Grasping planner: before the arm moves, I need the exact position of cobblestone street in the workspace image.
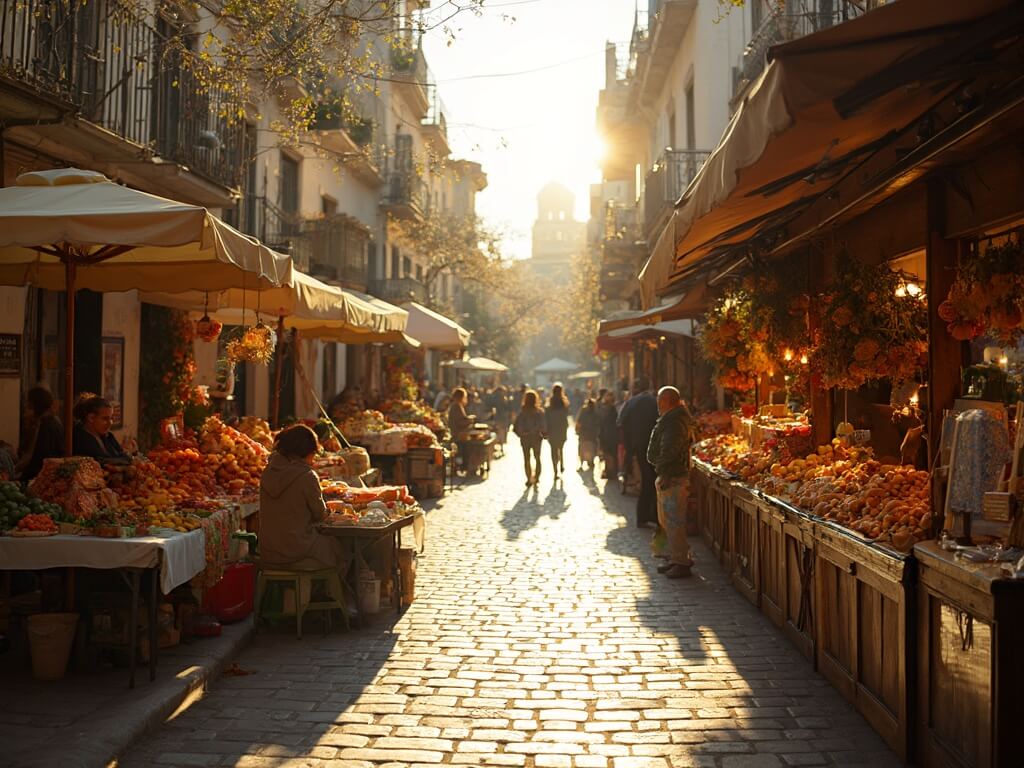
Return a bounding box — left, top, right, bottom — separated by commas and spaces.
122, 438, 899, 768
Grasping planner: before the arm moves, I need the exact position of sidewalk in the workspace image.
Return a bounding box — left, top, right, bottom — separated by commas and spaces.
2, 617, 254, 768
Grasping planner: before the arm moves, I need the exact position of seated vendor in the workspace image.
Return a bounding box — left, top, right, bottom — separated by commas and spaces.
447, 387, 474, 441
259, 425, 350, 574
17, 386, 64, 480
72, 396, 128, 461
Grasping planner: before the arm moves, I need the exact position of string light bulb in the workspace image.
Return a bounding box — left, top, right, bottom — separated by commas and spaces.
783, 349, 793, 362
799, 353, 809, 365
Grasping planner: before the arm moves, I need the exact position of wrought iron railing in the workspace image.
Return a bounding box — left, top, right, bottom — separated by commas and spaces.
736, 2, 875, 96
382, 168, 426, 215
643, 149, 710, 235
369, 277, 428, 304
0, 0, 244, 190
297, 216, 370, 289
422, 85, 447, 136
604, 202, 641, 242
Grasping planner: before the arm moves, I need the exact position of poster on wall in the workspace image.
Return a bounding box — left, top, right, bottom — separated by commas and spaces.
101, 336, 125, 429
0, 333, 20, 377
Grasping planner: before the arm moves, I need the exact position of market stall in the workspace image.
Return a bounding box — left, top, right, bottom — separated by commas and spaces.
0, 168, 292, 450
633, 5, 1024, 763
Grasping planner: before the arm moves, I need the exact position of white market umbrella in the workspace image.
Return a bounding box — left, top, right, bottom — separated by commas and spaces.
403, 301, 471, 351
441, 356, 509, 373
0, 168, 293, 449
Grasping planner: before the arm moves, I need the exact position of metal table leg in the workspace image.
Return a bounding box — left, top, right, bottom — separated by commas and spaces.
128, 569, 139, 689
392, 529, 402, 614
149, 563, 159, 681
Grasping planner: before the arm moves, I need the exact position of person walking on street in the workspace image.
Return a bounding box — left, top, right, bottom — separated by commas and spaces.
575, 397, 600, 471
597, 390, 619, 479
647, 386, 695, 579
544, 383, 570, 478
513, 389, 545, 486
618, 378, 659, 528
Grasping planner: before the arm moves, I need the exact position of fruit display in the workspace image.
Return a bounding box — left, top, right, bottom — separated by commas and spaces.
394, 422, 439, 449
320, 480, 420, 523
15, 513, 58, 534
145, 446, 220, 498
693, 431, 933, 551
28, 457, 119, 522
199, 415, 269, 494
238, 416, 274, 449
147, 510, 202, 534
338, 410, 390, 440
380, 399, 446, 434
0, 481, 62, 530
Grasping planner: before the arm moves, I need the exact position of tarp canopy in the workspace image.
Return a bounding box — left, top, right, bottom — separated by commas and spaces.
0, 168, 292, 291
533, 358, 579, 374
403, 302, 471, 351
441, 356, 509, 373
568, 371, 602, 380
144, 277, 417, 345
639, 0, 1018, 306
597, 284, 709, 336
608, 319, 694, 340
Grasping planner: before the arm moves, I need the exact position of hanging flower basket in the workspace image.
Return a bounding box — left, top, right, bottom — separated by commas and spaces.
225, 323, 276, 365
939, 235, 1024, 344
195, 314, 223, 343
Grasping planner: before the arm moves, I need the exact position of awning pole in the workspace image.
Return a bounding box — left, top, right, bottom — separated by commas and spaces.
271, 315, 286, 429
63, 256, 76, 455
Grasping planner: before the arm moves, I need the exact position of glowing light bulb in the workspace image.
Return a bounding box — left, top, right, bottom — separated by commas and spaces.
999, 355, 1009, 369
800, 354, 809, 365
784, 349, 793, 362
906, 282, 922, 297
910, 391, 919, 406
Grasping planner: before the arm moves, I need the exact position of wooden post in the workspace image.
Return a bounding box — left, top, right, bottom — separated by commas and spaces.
271, 315, 286, 428
925, 179, 962, 466
808, 248, 833, 447
63, 257, 76, 455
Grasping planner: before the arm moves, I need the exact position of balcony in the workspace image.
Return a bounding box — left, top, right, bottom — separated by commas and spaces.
369, 277, 428, 305
733, 1, 876, 104
604, 202, 641, 243
601, 203, 645, 305
390, 43, 430, 118
421, 86, 450, 156
643, 149, 710, 238
0, 0, 245, 205
381, 168, 426, 220
633, 0, 698, 108
312, 106, 384, 186
293, 215, 371, 291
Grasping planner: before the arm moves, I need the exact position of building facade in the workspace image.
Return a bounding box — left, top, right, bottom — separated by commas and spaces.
529, 182, 586, 288
0, 0, 486, 444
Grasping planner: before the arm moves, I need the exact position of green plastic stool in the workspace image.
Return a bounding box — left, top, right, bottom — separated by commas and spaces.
255, 567, 348, 638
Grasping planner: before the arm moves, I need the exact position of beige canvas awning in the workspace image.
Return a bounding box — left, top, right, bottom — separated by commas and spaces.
638, 0, 1016, 305
0, 168, 292, 291
403, 302, 471, 351
0, 167, 295, 451
441, 356, 509, 373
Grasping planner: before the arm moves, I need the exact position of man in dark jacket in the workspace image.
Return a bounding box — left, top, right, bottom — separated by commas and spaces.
647, 386, 694, 578
618, 378, 659, 527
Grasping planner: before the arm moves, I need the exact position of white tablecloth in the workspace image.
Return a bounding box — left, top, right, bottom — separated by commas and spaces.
0, 531, 206, 593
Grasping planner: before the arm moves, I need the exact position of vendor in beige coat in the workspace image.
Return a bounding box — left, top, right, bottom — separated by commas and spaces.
259, 425, 348, 572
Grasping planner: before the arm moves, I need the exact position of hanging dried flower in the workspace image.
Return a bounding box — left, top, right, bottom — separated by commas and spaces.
225, 323, 276, 365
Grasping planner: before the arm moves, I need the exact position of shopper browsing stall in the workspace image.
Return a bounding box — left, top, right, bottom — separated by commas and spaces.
17, 386, 64, 480
647, 386, 695, 579
259, 425, 349, 573
447, 388, 474, 440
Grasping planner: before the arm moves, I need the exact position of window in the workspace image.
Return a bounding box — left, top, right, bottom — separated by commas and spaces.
403, 256, 412, 277
416, 265, 423, 282
321, 195, 337, 215
391, 245, 400, 279
280, 153, 299, 214
668, 101, 677, 149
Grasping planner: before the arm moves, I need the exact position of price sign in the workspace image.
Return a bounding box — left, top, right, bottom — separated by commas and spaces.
0, 333, 20, 377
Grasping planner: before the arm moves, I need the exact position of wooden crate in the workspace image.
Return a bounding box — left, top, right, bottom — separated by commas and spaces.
781, 508, 816, 661
730, 487, 760, 607
814, 523, 912, 760
757, 500, 786, 628
914, 542, 1024, 768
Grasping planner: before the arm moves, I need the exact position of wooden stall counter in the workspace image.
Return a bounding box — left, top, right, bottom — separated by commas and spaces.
914, 541, 1024, 768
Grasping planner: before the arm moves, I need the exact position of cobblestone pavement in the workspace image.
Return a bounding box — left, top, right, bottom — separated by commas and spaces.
121, 436, 900, 768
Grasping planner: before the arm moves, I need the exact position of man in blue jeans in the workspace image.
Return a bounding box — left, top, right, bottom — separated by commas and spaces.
646, 386, 694, 579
